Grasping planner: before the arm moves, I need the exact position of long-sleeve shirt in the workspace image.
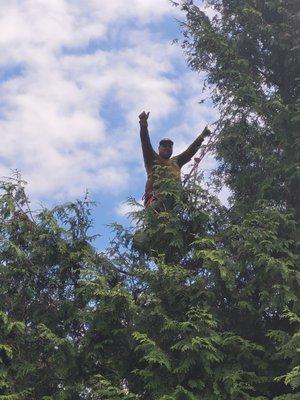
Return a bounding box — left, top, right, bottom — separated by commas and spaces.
140, 123, 204, 205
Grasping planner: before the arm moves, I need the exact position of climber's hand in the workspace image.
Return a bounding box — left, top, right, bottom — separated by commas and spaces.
139, 111, 150, 126
201, 126, 212, 138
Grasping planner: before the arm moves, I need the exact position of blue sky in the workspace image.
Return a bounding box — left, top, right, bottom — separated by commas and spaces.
0, 0, 228, 249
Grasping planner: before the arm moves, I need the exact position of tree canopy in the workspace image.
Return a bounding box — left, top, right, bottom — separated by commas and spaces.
0, 0, 299, 399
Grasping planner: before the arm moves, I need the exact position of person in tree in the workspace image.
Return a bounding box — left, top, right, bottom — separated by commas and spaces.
139, 110, 211, 207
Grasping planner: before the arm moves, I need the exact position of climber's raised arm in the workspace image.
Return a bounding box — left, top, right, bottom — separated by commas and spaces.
177, 126, 211, 168
139, 111, 157, 170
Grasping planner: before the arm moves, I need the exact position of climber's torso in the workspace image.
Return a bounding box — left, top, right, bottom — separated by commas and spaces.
144, 156, 181, 204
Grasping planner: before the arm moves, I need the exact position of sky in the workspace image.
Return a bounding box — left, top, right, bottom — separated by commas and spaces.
0, 0, 228, 249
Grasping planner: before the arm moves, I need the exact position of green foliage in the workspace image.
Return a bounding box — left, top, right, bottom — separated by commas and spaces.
2, 169, 295, 399
173, 1, 299, 398
0, 176, 135, 399
177, 0, 299, 218
0, 170, 298, 399
82, 375, 137, 399
271, 309, 300, 400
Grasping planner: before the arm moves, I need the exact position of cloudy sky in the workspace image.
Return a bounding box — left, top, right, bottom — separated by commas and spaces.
0, 0, 226, 248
